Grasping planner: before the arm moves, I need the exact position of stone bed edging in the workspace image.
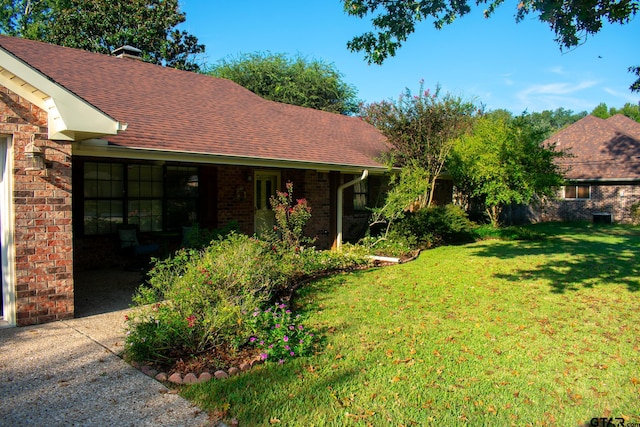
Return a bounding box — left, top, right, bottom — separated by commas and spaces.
131, 355, 265, 385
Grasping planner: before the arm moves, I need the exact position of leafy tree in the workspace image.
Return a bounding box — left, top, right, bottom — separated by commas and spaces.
591, 102, 640, 122
207, 52, 360, 115
0, 0, 204, 71
0, 0, 52, 39
368, 162, 430, 239
528, 108, 587, 130
360, 82, 476, 207
343, 0, 638, 64
342, 0, 638, 89
449, 111, 565, 226
630, 66, 640, 92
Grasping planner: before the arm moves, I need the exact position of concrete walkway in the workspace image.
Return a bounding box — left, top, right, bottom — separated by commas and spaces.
0, 307, 213, 427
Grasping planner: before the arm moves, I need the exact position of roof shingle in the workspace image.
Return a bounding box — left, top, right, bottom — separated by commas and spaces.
0, 36, 389, 170
548, 114, 640, 181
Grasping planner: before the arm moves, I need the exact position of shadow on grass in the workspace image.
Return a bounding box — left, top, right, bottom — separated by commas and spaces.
471, 222, 640, 293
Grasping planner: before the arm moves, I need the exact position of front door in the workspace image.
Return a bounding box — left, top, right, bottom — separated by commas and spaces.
254, 172, 279, 237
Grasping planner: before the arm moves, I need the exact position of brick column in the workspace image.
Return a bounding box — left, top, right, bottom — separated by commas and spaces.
1, 87, 74, 325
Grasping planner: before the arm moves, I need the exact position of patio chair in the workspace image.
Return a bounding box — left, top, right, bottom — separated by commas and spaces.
117, 225, 160, 256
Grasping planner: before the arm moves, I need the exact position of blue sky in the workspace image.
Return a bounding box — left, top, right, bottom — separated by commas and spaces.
179, 1, 639, 114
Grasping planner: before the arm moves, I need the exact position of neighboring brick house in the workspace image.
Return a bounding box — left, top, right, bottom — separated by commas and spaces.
537, 114, 640, 223
0, 36, 391, 326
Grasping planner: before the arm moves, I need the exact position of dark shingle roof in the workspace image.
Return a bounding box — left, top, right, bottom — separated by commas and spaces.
548, 114, 640, 181
0, 36, 389, 170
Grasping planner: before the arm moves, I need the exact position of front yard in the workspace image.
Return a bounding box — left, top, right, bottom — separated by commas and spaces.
181, 223, 640, 425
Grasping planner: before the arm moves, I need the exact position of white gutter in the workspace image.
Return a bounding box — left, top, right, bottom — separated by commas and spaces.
336, 169, 368, 250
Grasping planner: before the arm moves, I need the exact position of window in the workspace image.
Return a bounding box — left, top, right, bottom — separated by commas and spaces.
81, 161, 200, 235
83, 162, 124, 234
564, 185, 590, 200
165, 166, 199, 230
353, 179, 368, 211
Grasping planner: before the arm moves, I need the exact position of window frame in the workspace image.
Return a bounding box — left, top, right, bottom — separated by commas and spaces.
563, 184, 591, 200
79, 160, 200, 236
352, 179, 369, 212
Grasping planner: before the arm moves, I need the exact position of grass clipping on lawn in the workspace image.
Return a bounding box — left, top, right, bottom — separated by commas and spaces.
182, 223, 640, 426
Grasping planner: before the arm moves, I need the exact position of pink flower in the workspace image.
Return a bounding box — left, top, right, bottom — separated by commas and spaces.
283, 336, 289, 342
186, 315, 196, 328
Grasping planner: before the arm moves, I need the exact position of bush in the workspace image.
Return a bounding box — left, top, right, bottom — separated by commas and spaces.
394, 204, 475, 248
246, 302, 316, 363
358, 234, 416, 258
125, 234, 279, 365
631, 202, 640, 226
182, 221, 239, 250
473, 224, 545, 241
125, 233, 371, 366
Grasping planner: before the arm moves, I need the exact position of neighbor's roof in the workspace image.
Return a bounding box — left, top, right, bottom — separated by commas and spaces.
0, 36, 389, 172
548, 114, 640, 181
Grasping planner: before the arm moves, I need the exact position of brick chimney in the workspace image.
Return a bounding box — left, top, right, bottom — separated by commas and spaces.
111, 45, 143, 60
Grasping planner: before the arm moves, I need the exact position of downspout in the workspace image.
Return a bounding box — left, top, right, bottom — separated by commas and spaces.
336, 169, 368, 250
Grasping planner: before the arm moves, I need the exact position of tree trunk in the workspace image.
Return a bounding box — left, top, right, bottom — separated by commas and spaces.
487, 205, 502, 227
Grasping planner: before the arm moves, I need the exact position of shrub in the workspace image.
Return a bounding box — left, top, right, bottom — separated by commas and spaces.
358, 234, 416, 258
125, 234, 278, 365
395, 204, 475, 248
473, 224, 545, 241
268, 181, 313, 251
631, 202, 640, 226
182, 221, 239, 249
246, 302, 316, 363
125, 233, 371, 366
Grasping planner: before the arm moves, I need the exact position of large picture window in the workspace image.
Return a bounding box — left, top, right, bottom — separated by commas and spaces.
81, 161, 199, 235
564, 185, 590, 200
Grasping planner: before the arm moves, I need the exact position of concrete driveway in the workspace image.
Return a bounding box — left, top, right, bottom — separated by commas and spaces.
0, 272, 213, 427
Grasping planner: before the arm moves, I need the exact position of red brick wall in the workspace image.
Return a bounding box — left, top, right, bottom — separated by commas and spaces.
216, 165, 255, 235
214, 167, 336, 249
539, 184, 640, 224
298, 170, 332, 249
1, 87, 74, 325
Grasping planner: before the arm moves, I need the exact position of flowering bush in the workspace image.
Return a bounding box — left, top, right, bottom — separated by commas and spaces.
124, 233, 276, 365
269, 181, 313, 251
123, 190, 371, 369
246, 302, 315, 363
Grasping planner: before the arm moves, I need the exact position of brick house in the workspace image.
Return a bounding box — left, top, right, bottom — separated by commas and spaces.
0, 36, 391, 327
537, 114, 640, 223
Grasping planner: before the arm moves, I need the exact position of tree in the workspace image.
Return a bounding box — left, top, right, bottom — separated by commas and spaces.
448, 111, 566, 226
0, 0, 204, 71
360, 82, 476, 207
343, 0, 638, 64
528, 108, 587, 130
207, 52, 360, 115
591, 102, 640, 122
342, 0, 638, 89
630, 66, 640, 92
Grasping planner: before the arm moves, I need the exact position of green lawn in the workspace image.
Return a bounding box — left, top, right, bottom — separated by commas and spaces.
182, 223, 640, 426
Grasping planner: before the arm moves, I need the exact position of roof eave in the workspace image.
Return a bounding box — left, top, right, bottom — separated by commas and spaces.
73, 140, 393, 174
566, 178, 640, 183
0, 47, 126, 141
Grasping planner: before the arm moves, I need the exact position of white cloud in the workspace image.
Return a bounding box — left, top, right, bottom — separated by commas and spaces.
518, 81, 597, 98
513, 80, 599, 111
602, 87, 640, 104
548, 66, 566, 75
